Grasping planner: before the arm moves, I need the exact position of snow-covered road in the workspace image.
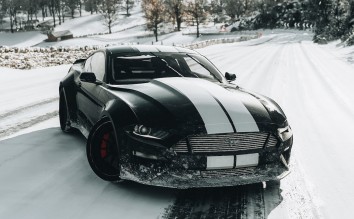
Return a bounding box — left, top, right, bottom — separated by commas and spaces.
200, 33, 354, 218
1, 32, 354, 218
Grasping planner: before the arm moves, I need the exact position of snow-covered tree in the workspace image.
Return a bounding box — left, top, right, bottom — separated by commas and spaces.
224, 0, 245, 21
84, 0, 99, 14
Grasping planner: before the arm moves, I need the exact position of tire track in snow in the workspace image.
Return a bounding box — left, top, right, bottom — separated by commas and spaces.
0, 97, 58, 120
161, 181, 289, 219
0, 98, 59, 139
0, 111, 58, 139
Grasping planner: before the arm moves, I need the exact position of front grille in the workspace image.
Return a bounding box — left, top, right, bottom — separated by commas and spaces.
173, 132, 278, 153
201, 167, 256, 178
190, 132, 268, 153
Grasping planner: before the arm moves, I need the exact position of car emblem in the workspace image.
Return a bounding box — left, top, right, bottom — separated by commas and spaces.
224, 138, 241, 148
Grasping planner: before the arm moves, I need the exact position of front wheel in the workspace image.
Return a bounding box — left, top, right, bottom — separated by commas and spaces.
86, 119, 121, 181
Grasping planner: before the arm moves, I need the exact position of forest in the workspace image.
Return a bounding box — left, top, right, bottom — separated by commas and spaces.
0, 0, 353, 45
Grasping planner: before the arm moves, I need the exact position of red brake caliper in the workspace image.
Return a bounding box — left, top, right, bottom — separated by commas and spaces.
100, 133, 110, 158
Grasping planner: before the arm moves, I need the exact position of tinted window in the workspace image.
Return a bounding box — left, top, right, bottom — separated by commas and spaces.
111, 53, 224, 83
91, 52, 106, 81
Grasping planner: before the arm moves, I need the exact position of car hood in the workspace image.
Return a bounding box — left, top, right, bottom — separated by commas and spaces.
107, 77, 287, 134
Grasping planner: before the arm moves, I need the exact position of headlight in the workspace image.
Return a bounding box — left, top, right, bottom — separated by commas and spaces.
277, 125, 293, 142
132, 125, 170, 140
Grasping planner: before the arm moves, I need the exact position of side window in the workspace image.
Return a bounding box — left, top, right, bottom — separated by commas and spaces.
84, 56, 92, 72
91, 52, 106, 81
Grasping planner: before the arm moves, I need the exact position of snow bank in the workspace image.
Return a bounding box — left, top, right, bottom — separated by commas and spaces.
0, 35, 259, 69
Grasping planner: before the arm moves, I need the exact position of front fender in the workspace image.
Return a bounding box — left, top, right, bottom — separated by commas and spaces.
100, 99, 139, 133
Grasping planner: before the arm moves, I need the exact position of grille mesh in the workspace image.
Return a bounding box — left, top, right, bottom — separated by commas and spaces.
174, 140, 188, 153
266, 134, 278, 148
201, 167, 256, 178
173, 133, 278, 153
190, 133, 268, 153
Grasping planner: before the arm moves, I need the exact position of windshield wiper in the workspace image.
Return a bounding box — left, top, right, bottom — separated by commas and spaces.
150, 52, 184, 77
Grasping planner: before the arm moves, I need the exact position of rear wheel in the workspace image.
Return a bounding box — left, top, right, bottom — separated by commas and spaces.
87, 119, 121, 181
59, 90, 74, 132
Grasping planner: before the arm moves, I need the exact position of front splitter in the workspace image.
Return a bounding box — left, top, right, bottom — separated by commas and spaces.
119, 163, 290, 189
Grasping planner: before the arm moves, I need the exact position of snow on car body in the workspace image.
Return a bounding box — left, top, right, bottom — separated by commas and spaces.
59, 45, 293, 188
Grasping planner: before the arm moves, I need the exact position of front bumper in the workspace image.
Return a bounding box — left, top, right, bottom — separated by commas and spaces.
119, 162, 289, 189
120, 131, 293, 188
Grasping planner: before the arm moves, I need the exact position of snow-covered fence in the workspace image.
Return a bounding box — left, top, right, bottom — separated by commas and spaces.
0, 34, 260, 69
178, 34, 259, 50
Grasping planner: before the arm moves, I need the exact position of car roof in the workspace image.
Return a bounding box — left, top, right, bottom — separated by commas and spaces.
104, 45, 198, 55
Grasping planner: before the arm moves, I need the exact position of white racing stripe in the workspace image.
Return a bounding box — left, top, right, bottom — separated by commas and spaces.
156, 78, 234, 134
184, 78, 259, 132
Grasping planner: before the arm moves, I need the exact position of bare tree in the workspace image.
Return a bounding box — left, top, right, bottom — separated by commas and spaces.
56, 0, 63, 25
78, 0, 82, 16
23, 0, 39, 24
38, 0, 48, 21
164, 0, 184, 31
185, 0, 208, 37
0, 3, 5, 28
2, 0, 21, 32
66, 0, 77, 18
48, 0, 57, 27
99, 0, 120, 34
121, 0, 134, 16
142, 0, 165, 42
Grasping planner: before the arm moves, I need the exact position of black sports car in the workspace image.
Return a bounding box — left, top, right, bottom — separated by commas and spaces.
59, 45, 293, 188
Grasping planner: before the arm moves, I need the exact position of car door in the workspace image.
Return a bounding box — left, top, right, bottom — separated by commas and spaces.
76, 52, 106, 128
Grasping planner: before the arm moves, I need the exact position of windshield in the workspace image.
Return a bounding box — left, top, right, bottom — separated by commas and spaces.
110, 52, 225, 84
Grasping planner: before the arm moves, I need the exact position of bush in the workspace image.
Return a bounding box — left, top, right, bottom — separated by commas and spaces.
313, 34, 328, 44
230, 27, 237, 32
345, 33, 354, 46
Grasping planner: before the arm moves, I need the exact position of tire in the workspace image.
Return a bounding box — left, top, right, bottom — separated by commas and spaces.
86, 119, 121, 181
59, 89, 74, 133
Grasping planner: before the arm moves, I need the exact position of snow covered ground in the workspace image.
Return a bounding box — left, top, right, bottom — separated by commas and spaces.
1, 31, 354, 218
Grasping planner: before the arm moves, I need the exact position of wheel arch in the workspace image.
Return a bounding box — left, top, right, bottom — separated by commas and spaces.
99, 99, 139, 134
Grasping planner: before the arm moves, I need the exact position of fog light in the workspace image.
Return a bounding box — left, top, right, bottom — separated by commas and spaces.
139, 125, 151, 135
278, 126, 293, 142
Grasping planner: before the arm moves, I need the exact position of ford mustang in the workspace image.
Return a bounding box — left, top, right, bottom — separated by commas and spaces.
59, 45, 293, 188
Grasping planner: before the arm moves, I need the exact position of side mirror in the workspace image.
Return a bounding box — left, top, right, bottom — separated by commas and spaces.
80, 72, 97, 83
225, 72, 236, 81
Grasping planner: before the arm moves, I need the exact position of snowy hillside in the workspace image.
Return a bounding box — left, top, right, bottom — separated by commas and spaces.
0, 2, 258, 48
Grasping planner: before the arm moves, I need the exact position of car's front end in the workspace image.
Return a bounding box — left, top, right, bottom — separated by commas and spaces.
119, 123, 293, 189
